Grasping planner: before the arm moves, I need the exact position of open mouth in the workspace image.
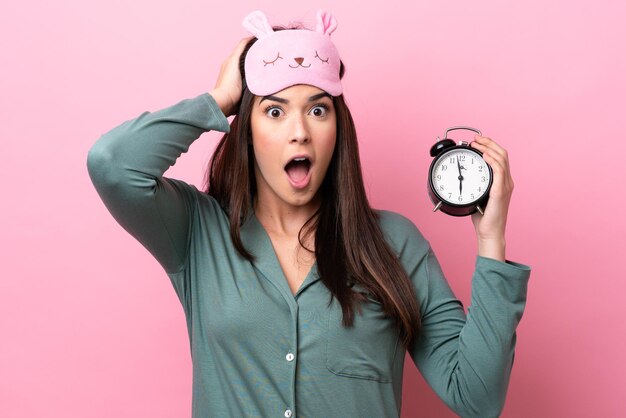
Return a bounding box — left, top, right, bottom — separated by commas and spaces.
284, 157, 312, 183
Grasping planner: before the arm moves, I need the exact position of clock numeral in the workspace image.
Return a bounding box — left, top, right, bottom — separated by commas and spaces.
442, 165, 447, 171
449, 157, 455, 163
436, 175, 441, 180
439, 185, 444, 191
478, 187, 482, 192
459, 155, 466, 161
448, 193, 452, 199
481, 176, 486, 182
478, 165, 483, 172
458, 195, 463, 202
471, 158, 474, 164
471, 193, 475, 199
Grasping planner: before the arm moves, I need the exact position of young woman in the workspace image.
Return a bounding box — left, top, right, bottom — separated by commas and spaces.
87, 10, 531, 418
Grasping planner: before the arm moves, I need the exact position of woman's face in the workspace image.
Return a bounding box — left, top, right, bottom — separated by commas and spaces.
250, 84, 337, 211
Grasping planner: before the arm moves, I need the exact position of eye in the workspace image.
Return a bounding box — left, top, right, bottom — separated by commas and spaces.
315, 51, 329, 64
309, 104, 329, 117
263, 53, 283, 66
264, 105, 284, 118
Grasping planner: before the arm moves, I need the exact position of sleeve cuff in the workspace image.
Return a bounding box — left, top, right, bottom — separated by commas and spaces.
472, 255, 530, 306
476, 255, 532, 277
199, 93, 231, 133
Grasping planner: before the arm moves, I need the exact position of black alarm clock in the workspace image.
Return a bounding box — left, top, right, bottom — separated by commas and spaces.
427, 126, 493, 217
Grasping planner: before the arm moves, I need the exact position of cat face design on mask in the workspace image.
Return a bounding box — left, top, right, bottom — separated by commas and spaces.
262, 45, 330, 69
243, 10, 343, 96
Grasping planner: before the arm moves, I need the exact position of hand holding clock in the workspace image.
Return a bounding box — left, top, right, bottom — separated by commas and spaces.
469, 135, 514, 262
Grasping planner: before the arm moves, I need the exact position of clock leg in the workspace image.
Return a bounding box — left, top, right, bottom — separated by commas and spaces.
433, 201, 442, 212
476, 205, 484, 215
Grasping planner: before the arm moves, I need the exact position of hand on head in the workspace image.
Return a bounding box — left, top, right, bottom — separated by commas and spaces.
210, 38, 251, 116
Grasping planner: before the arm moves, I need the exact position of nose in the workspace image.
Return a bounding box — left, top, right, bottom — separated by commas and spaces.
289, 114, 310, 144
294, 57, 304, 65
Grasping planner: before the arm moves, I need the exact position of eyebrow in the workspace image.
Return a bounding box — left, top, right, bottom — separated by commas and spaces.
308, 92, 332, 102
259, 92, 332, 105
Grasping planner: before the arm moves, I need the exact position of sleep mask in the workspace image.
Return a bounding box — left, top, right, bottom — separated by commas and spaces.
242, 10, 343, 96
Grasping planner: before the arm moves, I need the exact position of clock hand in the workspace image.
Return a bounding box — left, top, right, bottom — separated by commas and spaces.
457, 156, 463, 197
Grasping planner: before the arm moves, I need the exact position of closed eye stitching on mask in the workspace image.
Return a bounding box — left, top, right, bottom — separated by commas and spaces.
315, 51, 329, 63
263, 53, 283, 66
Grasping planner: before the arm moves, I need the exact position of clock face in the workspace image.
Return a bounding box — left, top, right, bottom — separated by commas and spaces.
430, 148, 491, 205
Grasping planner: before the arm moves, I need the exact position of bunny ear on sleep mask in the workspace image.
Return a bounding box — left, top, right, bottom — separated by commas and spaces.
242, 10, 343, 97
315, 10, 337, 36
242, 10, 275, 39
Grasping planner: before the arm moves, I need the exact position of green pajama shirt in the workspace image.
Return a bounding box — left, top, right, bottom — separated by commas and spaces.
87, 93, 531, 418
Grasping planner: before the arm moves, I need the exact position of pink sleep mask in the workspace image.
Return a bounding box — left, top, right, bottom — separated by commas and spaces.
242, 10, 343, 97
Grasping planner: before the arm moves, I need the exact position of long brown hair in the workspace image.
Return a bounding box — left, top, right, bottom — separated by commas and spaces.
204, 33, 422, 348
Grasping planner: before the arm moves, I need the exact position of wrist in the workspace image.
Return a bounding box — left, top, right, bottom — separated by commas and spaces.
209, 89, 233, 116
477, 237, 506, 262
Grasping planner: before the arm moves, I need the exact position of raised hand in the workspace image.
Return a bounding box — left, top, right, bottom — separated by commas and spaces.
469, 135, 515, 261
209, 38, 251, 116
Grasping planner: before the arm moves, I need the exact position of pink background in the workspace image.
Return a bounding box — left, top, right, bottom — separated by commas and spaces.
2, 1, 624, 417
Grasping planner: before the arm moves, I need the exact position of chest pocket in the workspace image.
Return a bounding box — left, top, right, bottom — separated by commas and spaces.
325, 285, 401, 383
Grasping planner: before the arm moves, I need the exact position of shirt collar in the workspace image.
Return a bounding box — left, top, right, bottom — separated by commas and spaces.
240, 211, 320, 300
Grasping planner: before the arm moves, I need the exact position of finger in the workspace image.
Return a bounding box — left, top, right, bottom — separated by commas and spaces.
481, 140, 514, 185
472, 142, 509, 167
482, 149, 509, 184
471, 141, 511, 175
234, 36, 254, 56
470, 137, 515, 192
234, 37, 251, 50
482, 149, 514, 194
472, 135, 508, 160
482, 150, 504, 175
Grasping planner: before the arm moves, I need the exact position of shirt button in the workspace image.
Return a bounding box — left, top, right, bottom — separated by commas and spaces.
285, 352, 295, 362
284, 409, 292, 417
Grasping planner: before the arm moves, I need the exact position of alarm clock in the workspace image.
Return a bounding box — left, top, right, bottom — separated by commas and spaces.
427, 126, 493, 217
